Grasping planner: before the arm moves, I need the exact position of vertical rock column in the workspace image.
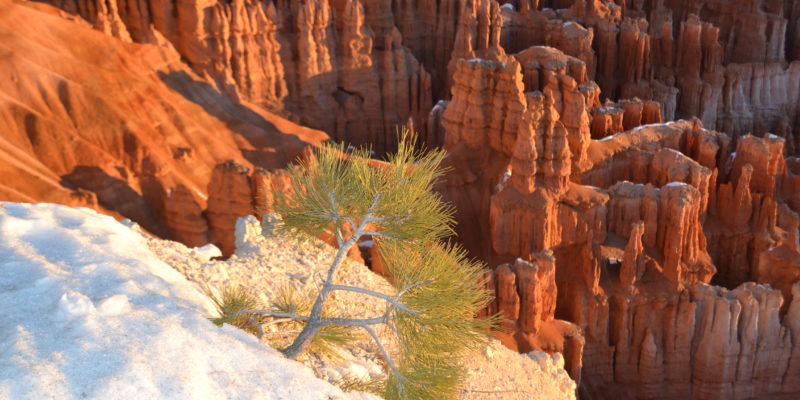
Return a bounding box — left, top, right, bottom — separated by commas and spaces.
206, 161, 254, 257
162, 184, 209, 248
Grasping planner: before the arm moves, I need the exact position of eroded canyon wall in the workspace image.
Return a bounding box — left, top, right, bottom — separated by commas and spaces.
0, 0, 325, 241
41, 0, 434, 154
439, 38, 800, 398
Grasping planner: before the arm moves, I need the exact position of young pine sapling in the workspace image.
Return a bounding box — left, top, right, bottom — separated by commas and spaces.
225, 136, 498, 399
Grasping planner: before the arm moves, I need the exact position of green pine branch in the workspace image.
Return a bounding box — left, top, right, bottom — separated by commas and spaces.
217, 131, 498, 399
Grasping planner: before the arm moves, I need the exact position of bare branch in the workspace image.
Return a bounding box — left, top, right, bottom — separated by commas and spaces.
262, 330, 303, 337
248, 315, 265, 339
232, 309, 310, 322
328, 284, 419, 315
386, 319, 401, 338
363, 325, 399, 375
328, 192, 338, 216
319, 315, 393, 327
283, 192, 382, 358
260, 317, 295, 327
327, 193, 345, 248
363, 325, 405, 394
396, 280, 433, 298
367, 193, 382, 215
344, 215, 358, 232
334, 230, 344, 248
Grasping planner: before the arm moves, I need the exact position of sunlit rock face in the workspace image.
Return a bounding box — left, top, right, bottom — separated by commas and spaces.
441, 42, 800, 398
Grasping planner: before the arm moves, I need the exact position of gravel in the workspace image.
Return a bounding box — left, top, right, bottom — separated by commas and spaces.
142, 216, 577, 399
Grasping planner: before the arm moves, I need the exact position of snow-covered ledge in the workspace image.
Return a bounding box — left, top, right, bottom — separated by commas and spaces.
0, 202, 577, 399
0, 202, 375, 400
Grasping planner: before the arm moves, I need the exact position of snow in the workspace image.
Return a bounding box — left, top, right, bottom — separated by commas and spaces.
0, 202, 374, 400
192, 243, 223, 260
598, 130, 624, 142
665, 181, 688, 188
495, 169, 513, 192
632, 122, 672, 132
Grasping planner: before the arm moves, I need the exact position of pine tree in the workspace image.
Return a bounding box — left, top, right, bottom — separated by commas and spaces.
225, 134, 498, 399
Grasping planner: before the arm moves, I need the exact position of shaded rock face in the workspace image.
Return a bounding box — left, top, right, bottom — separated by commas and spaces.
41, 0, 433, 155
482, 254, 586, 382
207, 161, 255, 257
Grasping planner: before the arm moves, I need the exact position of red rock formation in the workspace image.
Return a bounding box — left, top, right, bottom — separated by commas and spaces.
619, 221, 645, 290
0, 0, 324, 241
590, 104, 625, 139
503, 8, 597, 78
606, 181, 715, 288
162, 184, 209, 249
514, 46, 594, 168
590, 98, 663, 139
437, 57, 526, 260
439, 32, 800, 395
251, 167, 292, 220
447, 0, 507, 89
492, 1, 800, 154
390, 0, 480, 98
40, 0, 432, 155
486, 255, 585, 382
206, 161, 255, 257
489, 91, 571, 258
7, 0, 800, 398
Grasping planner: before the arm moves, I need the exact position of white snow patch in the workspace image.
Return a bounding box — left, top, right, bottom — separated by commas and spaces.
496, 169, 513, 192
632, 122, 671, 132
234, 215, 263, 256
0, 202, 375, 400
598, 130, 624, 142
192, 243, 223, 260
55, 290, 96, 321
665, 181, 688, 188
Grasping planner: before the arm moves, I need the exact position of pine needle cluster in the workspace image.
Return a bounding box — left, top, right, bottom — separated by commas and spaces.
207, 284, 355, 359
221, 132, 498, 399
206, 284, 265, 336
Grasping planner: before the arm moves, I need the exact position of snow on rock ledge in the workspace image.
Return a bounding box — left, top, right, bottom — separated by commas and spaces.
0, 202, 375, 400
